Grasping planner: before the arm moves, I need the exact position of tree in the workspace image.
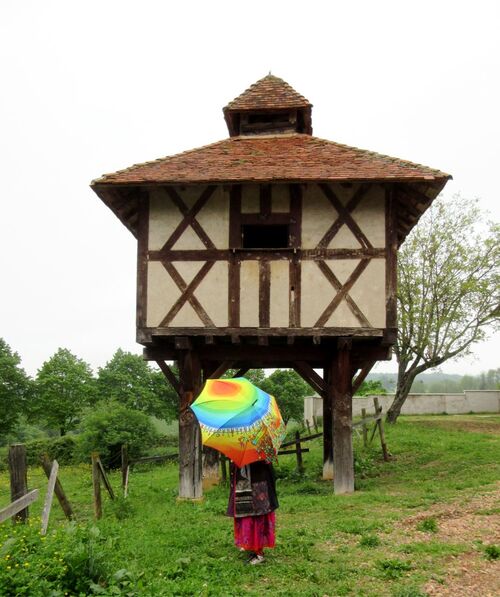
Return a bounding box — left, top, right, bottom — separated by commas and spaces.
0, 338, 31, 440
260, 369, 312, 424
354, 380, 387, 396
97, 349, 177, 421
387, 195, 499, 423
32, 348, 96, 435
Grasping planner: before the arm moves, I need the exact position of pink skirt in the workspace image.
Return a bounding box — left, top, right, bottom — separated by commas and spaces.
234, 511, 276, 552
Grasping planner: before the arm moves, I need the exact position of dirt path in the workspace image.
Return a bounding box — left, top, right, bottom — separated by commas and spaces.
394, 483, 500, 596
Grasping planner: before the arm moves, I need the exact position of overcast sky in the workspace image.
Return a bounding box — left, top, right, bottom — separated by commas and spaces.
1, 1, 498, 377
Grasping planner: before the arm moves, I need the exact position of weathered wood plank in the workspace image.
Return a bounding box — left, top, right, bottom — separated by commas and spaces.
40, 454, 74, 521
8, 444, 28, 523
0, 490, 39, 524
332, 346, 354, 494
41, 460, 59, 535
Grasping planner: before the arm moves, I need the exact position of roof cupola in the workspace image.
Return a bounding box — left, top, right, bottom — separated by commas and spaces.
223, 74, 313, 137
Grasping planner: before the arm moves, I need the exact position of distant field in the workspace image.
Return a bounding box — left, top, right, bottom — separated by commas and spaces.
1, 415, 499, 596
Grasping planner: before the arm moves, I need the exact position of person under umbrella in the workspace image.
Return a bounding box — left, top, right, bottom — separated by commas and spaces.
190, 378, 286, 564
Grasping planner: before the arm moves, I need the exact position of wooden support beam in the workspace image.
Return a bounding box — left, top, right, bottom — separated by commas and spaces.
293, 361, 326, 397
91, 452, 102, 520
322, 365, 334, 480
156, 360, 181, 398
0, 490, 39, 525
332, 345, 354, 494
178, 350, 203, 500
207, 361, 234, 379
352, 360, 376, 395
232, 367, 250, 378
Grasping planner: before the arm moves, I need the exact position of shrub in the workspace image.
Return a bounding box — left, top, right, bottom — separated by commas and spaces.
359, 534, 381, 547
78, 402, 159, 468
484, 544, 500, 560
416, 517, 438, 533
25, 435, 78, 466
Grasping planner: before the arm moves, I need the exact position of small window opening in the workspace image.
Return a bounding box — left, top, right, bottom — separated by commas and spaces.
241, 225, 289, 249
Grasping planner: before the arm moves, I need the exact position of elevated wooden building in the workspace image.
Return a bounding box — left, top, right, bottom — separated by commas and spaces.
91, 75, 450, 496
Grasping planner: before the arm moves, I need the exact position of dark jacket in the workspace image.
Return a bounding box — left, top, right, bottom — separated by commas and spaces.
226, 461, 279, 518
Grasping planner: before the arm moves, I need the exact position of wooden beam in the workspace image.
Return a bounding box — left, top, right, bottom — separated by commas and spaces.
41, 460, 59, 535
293, 362, 326, 397
207, 361, 234, 379
156, 361, 181, 398
322, 365, 334, 480
332, 345, 354, 494
0, 490, 39, 525
40, 454, 74, 521
352, 360, 377, 395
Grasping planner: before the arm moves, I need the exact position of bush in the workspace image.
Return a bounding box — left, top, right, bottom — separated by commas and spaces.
78, 402, 159, 468
25, 435, 78, 466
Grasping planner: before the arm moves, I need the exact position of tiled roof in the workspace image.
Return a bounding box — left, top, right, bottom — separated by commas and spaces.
92, 134, 450, 186
224, 74, 311, 111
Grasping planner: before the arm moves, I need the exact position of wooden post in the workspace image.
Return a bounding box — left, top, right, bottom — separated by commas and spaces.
295, 431, 304, 474
306, 419, 311, 434
0, 490, 39, 525
91, 452, 102, 520
313, 415, 319, 433
322, 367, 334, 480
178, 350, 203, 500
202, 447, 220, 490
8, 444, 28, 524
332, 342, 354, 494
41, 460, 59, 535
373, 398, 390, 461
361, 408, 368, 447
40, 454, 74, 520
97, 459, 115, 500
220, 455, 227, 484
121, 445, 129, 491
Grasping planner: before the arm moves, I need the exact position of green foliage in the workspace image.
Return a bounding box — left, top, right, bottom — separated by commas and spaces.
483, 544, 499, 560
97, 349, 176, 421
392, 586, 427, 597
25, 435, 77, 466
359, 534, 381, 547
78, 402, 159, 468
0, 338, 32, 440
31, 348, 96, 436
260, 369, 312, 423
0, 522, 135, 596
416, 517, 438, 533
376, 558, 413, 579
355, 380, 387, 396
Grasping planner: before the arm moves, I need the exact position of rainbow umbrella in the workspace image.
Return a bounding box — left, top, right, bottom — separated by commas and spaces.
190, 377, 286, 467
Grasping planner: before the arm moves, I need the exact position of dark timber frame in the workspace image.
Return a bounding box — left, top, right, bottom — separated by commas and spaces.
139, 181, 398, 496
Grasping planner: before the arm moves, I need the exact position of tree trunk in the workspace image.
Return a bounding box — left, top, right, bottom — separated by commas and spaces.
386, 369, 418, 423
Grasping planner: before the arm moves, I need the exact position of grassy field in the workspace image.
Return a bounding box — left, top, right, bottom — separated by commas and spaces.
0, 415, 499, 596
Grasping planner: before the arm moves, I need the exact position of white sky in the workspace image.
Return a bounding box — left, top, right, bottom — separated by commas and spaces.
0, 0, 498, 377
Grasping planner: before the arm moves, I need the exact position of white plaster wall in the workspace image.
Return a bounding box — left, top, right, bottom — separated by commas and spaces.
304, 391, 500, 421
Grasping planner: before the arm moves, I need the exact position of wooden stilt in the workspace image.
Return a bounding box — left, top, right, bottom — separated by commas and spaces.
322, 366, 334, 480
178, 351, 203, 500
332, 342, 354, 494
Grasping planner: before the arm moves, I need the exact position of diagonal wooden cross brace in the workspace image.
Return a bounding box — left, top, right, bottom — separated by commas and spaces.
160, 261, 215, 327
317, 184, 372, 250
161, 186, 216, 251
314, 259, 372, 327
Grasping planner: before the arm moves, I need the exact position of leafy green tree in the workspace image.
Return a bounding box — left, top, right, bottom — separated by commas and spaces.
97, 349, 176, 421
354, 380, 387, 396
387, 195, 499, 423
0, 338, 31, 441
31, 348, 96, 435
78, 401, 159, 468
260, 369, 312, 424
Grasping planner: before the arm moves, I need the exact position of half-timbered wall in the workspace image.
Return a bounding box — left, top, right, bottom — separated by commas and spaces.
141, 182, 394, 339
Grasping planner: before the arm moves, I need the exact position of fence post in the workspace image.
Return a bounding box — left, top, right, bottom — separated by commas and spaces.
220, 455, 227, 484
373, 398, 389, 461
40, 454, 74, 521
41, 460, 59, 535
306, 420, 311, 434
91, 452, 102, 520
121, 445, 129, 492
361, 408, 368, 447
312, 416, 319, 433
8, 444, 28, 524
295, 431, 304, 474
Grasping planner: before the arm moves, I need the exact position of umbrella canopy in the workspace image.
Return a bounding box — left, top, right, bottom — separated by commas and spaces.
190, 377, 286, 467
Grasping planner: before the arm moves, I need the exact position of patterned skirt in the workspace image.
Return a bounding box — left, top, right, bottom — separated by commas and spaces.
234, 511, 276, 552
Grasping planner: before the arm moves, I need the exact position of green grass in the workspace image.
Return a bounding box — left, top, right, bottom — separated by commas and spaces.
1, 415, 499, 596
